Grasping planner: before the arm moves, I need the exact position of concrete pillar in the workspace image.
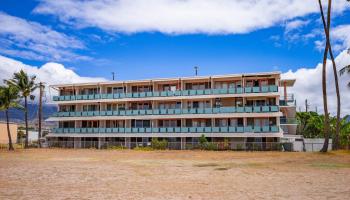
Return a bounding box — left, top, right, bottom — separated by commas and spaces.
125, 137, 131, 149
98, 137, 105, 149
181, 137, 186, 150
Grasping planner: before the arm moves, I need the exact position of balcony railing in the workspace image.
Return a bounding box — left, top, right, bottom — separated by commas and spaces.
279, 93, 296, 106
280, 117, 298, 124
52, 105, 280, 117
52, 126, 280, 134
53, 85, 279, 101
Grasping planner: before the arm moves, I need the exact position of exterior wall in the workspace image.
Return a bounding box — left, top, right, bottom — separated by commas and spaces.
0, 122, 18, 144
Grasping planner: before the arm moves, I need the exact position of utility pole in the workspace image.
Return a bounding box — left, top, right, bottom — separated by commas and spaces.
38, 82, 45, 148
112, 72, 115, 80
305, 99, 310, 112
194, 66, 199, 76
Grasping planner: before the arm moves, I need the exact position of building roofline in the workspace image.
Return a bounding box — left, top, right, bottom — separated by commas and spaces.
50, 71, 282, 88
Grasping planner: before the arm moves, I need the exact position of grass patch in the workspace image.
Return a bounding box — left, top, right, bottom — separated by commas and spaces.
311, 162, 350, 169
215, 167, 230, 171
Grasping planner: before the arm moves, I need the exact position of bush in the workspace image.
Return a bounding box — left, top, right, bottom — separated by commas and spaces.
108, 145, 126, 150
134, 146, 154, 151
151, 138, 168, 150
205, 142, 218, 151
199, 134, 208, 150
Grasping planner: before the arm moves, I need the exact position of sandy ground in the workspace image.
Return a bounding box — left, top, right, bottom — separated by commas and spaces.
0, 149, 350, 200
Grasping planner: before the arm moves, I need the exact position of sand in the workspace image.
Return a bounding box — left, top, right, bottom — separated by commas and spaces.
1, 149, 350, 200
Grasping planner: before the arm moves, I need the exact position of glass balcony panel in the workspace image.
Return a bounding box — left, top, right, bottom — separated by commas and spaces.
74, 128, 81, 133
189, 127, 196, 132
181, 127, 189, 133
139, 92, 146, 98
270, 106, 279, 112
252, 87, 260, 93
126, 93, 132, 98
160, 128, 167, 133
53, 96, 59, 101
125, 128, 132, 133
254, 126, 262, 133
59, 96, 65, 101
228, 88, 235, 94
132, 110, 139, 115
204, 108, 212, 114
244, 126, 253, 132
119, 93, 125, 98
68, 128, 75, 133
69, 112, 75, 117
174, 91, 181, 96
88, 95, 94, 100
93, 128, 99, 133
220, 127, 228, 132
153, 91, 160, 97
82, 95, 88, 100
236, 107, 244, 113
146, 110, 153, 115
189, 90, 197, 96
212, 89, 220, 94
204, 89, 211, 95
253, 106, 261, 113
197, 127, 204, 132
244, 106, 253, 113
126, 110, 132, 115
175, 127, 181, 133
262, 126, 270, 132
118, 128, 125, 133
197, 90, 204, 95
189, 109, 197, 114
236, 87, 243, 94
146, 128, 152, 133
212, 127, 220, 132
139, 110, 146, 115
152, 128, 159, 133
132, 93, 139, 98
64, 96, 71, 101
99, 128, 106, 133
182, 109, 189, 114
87, 128, 93, 133
153, 109, 160, 115
160, 91, 167, 97
76, 95, 83, 100
269, 85, 278, 92
168, 109, 175, 114
219, 88, 227, 94
167, 91, 174, 96
81, 128, 87, 133
106, 128, 112, 133
146, 92, 153, 97
245, 87, 252, 93
271, 126, 279, 132
139, 128, 146, 133
197, 108, 204, 114
229, 127, 236, 132
261, 86, 269, 93
174, 109, 181, 114
160, 109, 167, 115
204, 127, 212, 132
213, 108, 220, 113
106, 111, 113, 116
262, 106, 269, 112
167, 127, 174, 132
93, 111, 100, 116
182, 90, 189, 96
94, 94, 100, 99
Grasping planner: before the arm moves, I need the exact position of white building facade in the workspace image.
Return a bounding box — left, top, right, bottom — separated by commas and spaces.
46, 72, 297, 150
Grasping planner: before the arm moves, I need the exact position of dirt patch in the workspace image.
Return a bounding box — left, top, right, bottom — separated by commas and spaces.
1, 149, 350, 200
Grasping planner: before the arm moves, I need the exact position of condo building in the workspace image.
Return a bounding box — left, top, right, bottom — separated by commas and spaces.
46, 71, 297, 149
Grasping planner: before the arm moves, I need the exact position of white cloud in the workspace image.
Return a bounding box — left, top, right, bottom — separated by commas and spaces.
285, 19, 310, 33
0, 54, 107, 102
34, 0, 349, 35
331, 24, 350, 51
282, 50, 350, 116
0, 12, 90, 62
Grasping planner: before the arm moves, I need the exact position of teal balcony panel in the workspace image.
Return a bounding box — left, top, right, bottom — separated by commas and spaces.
219, 88, 227, 94
80, 128, 87, 133
270, 106, 279, 112
269, 85, 278, 92
189, 109, 196, 114
106, 111, 113, 116
139, 92, 146, 98
204, 127, 212, 132
254, 126, 262, 133
160, 91, 167, 97
93, 128, 99, 133
100, 111, 106, 116
236, 87, 243, 94
118, 128, 125, 133
68, 128, 75, 133
153, 109, 160, 115
253, 87, 260, 93
152, 128, 159, 133
160, 109, 167, 115
64, 96, 71, 101
119, 110, 126, 115
146, 92, 153, 97
261, 86, 269, 93
197, 127, 204, 133
125, 128, 132, 133
182, 109, 189, 114
146, 110, 153, 115
245, 87, 252, 93
76, 95, 83, 100
181, 127, 189, 133
131, 128, 137, 133
197, 108, 205, 114
101, 94, 107, 99
189, 127, 197, 132
113, 93, 119, 99
153, 91, 160, 97
99, 128, 106, 133
106, 128, 112, 133
197, 90, 204, 95
204, 108, 212, 114
168, 109, 175, 115
244, 106, 253, 113
271, 126, 279, 132
126, 110, 132, 115
212, 127, 220, 133
88, 95, 94, 100
167, 91, 175, 96
220, 127, 228, 132
63, 128, 69, 133
213, 108, 220, 113
132, 110, 139, 115
189, 90, 197, 96
119, 93, 126, 98
126, 93, 132, 98
93, 111, 100, 116
236, 127, 244, 132
244, 126, 253, 132
253, 106, 261, 113
236, 107, 244, 113
262, 126, 270, 132
175, 127, 181, 133
138, 128, 146, 133
182, 90, 189, 96
160, 128, 167, 133
174, 91, 182, 96
69, 112, 76, 117
74, 128, 81, 133
204, 89, 211, 95
167, 127, 175, 132
139, 110, 146, 115
94, 94, 101, 99
87, 128, 94, 133
82, 95, 88, 100
228, 88, 235, 94
53, 96, 59, 101
132, 93, 139, 98
262, 106, 269, 112
145, 128, 152, 133
212, 89, 220, 94
174, 109, 182, 114
229, 127, 236, 133
63, 112, 70, 117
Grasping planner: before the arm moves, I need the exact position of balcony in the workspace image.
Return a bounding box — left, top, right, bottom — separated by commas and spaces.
52, 105, 280, 118
280, 117, 298, 125
53, 85, 279, 101
52, 125, 280, 134
279, 94, 296, 106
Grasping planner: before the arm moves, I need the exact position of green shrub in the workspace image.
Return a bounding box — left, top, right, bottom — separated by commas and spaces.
151, 138, 168, 150
134, 146, 154, 151
108, 145, 126, 150
205, 142, 218, 151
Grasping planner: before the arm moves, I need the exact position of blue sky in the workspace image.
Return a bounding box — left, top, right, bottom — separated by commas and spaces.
0, 0, 349, 81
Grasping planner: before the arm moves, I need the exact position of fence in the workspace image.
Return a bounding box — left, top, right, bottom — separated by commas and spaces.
46, 140, 292, 151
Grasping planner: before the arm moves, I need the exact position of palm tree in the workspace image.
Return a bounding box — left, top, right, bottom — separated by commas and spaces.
339, 63, 350, 87
0, 85, 22, 150
317, 0, 331, 152
6, 70, 38, 148
318, 0, 341, 150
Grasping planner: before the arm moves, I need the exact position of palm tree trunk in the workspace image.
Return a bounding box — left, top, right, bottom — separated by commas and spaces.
6, 110, 14, 151
318, 0, 341, 150
24, 96, 29, 148
318, 0, 331, 152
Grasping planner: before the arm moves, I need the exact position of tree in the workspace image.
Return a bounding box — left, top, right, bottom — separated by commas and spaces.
317, 0, 332, 152
318, 0, 341, 150
339, 64, 350, 87
0, 85, 22, 150
6, 70, 38, 148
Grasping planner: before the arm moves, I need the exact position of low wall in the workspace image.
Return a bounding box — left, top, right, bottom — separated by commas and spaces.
304, 138, 332, 152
